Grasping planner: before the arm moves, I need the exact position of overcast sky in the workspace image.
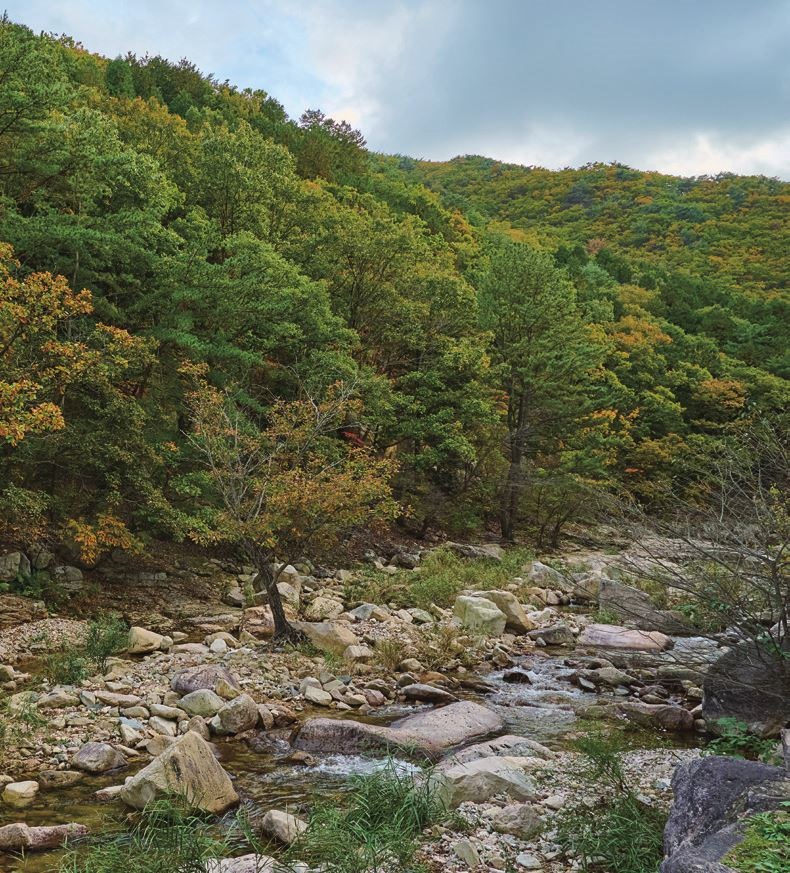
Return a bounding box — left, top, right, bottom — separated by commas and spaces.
7, 0, 790, 178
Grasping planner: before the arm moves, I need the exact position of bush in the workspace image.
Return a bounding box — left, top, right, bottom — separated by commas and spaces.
59, 799, 228, 872
44, 613, 128, 684
286, 759, 447, 873
703, 718, 780, 765
44, 648, 88, 685
724, 808, 790, 873
556, 733, 667, 873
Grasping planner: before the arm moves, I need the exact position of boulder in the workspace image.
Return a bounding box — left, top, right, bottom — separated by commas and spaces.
204, 856, 275, 873
489, 803, 542, 838
241, 606, 275, 636
661, 756, 789, 872
453, 595, 507, 636
610, 701, 694, 732
119, 731, 238, 814
527, 622, 575, 646
447, 735, 556, 765
0, 594, 46, 630
305, 596, 344, 621
210, 693, 259, 735
433, 757, 537, 806
446, 543, 504, 561
293, 701, 502, 760
0, 552, 30, 582
577, 623, 673, 652
400, 684, 459, 705
171, 666, 242, 699
260, 809, 308, 845
127, 626, 163, 655
1, 781, 39, 807
0, 822, 88, 852
303, 686, 333, 706
72, 743, 127, 774
475, 589, 535, 633
524, 560, 567, 590
599, 579, 689, 634
292, 620, 360, 656
178, 689, 225, 717
702, 638, 790, 737
343, 644, 375, 662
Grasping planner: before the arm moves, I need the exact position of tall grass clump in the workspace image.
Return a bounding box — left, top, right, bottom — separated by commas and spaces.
286, 760, 447, 873
59, 799, 228, 872
556, 733, 667, 873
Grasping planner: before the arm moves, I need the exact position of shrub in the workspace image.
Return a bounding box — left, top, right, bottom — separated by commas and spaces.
44, 648, 88, 685
286, 759, 447, 873
703, 718, 780, 765
556, 733, 667, 873
84, 613, 129, 673
724, 808, 790, 873
374, 638, 404, 672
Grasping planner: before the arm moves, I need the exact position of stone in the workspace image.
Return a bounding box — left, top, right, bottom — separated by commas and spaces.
292, 620, 360, 656
260, 809, 308, 845
524, 560, 566, 589
661, 756, 788, 872
294, 701, 502, 760
577, 623, 673, 651
610, 701, 694, 732
433, 757, 537, 806
205, 632, 239, 649
1, 781, 39, 807
149, 716, 178, 737
515, 853, 542, 870
702, 638, 790, 737
599, 578, 689, 634
0, 552, 30, 582
0, 594, 46, 630
127, 626, 164, 655
143, 736, 176, 757
453, 838, 481, 867
37, 770, 83, 790
401, 683, 458, 705
171, 665, 242, 699
210, 638, 228, 654
96, 691, 141, 708
447, 735, 556, 765
242, 606, 275, 636
398, 657, 423, 672
204, 855, 275, 873
72, 742, 127, 774
210, 694, 259, 735
343, 644, 374, 662
120, 731, 239, 814
474, 589, 535, 633
178, 689, 225, 717
0, 822, 88, 852
149, 703, 184, 720
489, 803, 542, 838
527, 623, 575, 647
305, 595, 344, 621
38, 688, 80, 709
304, 686, 333, 706
407, 608, 434, 624
453, 595, 507, 636
447, 542, 504, 561
581, 665, 636, 687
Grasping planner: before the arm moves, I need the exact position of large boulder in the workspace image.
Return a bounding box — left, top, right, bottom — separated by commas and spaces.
527, 622, 575, 646
0, 822, 88, 852
702, 638, 790, 737
474, 590, 535, 633
127, 626, 164, 655
119, 731, 238, 813
0, 552, 30, 582
292, 620, 360, 656
432, 757, 537, 807
0, 594, 46, 630
661, 756, 789, 872
71, 743, 127, 774
446, 543, 504, 561
210, 693, 259, 735
178, 689, 225, 717
453, 595, 507, 636
171, 665, 242, 700
2, 781, 39, 807
260, 809, 308, 845
577, 623, 673, 652
599, 579, 689, 634
294, 701, 503, 760
304, 596, 344, 621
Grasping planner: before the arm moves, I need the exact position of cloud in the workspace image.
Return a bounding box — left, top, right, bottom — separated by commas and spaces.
5, 0, 790, 177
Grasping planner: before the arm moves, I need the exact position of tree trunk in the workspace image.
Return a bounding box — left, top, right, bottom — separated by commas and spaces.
500, 391, 528, 543
251, 551, 304, 642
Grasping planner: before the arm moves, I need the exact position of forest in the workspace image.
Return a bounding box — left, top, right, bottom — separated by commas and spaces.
1, 16, 788, 569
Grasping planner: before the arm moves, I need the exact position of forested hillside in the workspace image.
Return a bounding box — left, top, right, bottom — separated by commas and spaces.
1, 17, 788, 566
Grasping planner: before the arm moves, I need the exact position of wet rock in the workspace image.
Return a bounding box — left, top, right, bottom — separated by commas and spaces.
577, 623, 672, 651
260, 809, 308, 845
662, 756, 789, 872
400, 683, 458, 704
72, 742, 127, 774
527, 623, 574, 647
210, 694, 259, 735
171, 665, 242, 699
502, 668, 533, 684
0, 822, 88, 852
292, 620, 360, 656
702, 638, 790, 737
120, 730, 238, 814
37, 770, 83, 790
2, 781, 39, 807
454, 595, 507, 636
127, 626, 164, 655
433, 757, 537, 806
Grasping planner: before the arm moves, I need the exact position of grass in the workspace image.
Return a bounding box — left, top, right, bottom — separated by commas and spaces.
346, 546, 535, 611
703, 718, 781, 765
556, 732, 667, 873
58, 799, 230, 872
285, 759, 448, 873
0, 697, 49, 769
44, 613, 129, 684
724, 807, 790, 873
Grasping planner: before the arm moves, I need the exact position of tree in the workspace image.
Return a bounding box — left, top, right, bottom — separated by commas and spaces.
184, 369, 397, 639
476, 238, 605, 541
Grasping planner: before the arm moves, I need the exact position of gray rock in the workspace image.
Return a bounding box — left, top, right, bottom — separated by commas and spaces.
0, 552, 30, 582
260, 809, 308, 845
178, 689, 225, 717
527, 622, 575, 646
489, 802, 542, 838
171, 665, 242, 699
0, 822, 88, 852
292, 620, 360, 656
577, 623, 673, 651
446, 542, 504, 561
661, 756, 788, 872
71, 742, 127, 774
401, 684, 459, 705
210, 693, 259, 735
702, 638, 790, 737
475, 589, 535, 633
599, 578, 689, 634
433, 757, 537, 807
454, 595, 507, 636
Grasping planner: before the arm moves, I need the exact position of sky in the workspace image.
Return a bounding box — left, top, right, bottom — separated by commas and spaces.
6, 0, 790, 178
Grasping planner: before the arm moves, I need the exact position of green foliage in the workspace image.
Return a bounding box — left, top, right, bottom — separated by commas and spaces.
44, 648, 88, 685
58, 799, 229, 872
704, 718, 781, 764
557, 733, 667, 873
724, 808, 790, 873
44, 614, 128, 684
286, 759, 447, 873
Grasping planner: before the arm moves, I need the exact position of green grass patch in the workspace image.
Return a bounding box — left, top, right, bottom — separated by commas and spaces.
725, 808, 790, 873
703, 718, 781, 765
